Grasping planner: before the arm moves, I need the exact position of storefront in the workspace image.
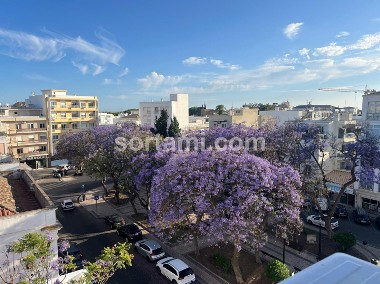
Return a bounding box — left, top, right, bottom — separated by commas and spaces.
20, 155, 49, 169
327, 182, 355, 207
355, 189, 380, 213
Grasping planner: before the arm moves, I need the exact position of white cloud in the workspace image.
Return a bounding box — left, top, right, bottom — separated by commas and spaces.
312, 43, 346, 57
138, 71, 182, 89
298, 48, 310, 59
119, 67, 129, 77
0, 27, 124, 68
283, 22, 303, 39
336, 31, 350, 38
182, 56, 207, 65
103, 78, 122, 85
72, 61, 88, 74
348, 32, 380, 50
91, 64, 105, 76
210, 58, 240, 70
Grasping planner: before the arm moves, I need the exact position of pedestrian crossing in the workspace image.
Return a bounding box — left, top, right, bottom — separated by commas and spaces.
37, 177, 81, 191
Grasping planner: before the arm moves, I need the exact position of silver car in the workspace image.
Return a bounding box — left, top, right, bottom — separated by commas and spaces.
134, 239, 165, 261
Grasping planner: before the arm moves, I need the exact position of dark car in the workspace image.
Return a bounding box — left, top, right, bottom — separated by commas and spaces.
353, 208, 371, 225
375, 216, 380, 229
105, 214, 125, 229
334, 205, 348, 218
117, 223, 143, 242
58, 240, 84, 274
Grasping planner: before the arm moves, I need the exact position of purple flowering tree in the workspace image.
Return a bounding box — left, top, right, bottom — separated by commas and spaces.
266, 122, 380, 239
150, 149, 302, 284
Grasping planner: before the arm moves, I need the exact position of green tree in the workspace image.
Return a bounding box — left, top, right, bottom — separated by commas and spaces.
189, 106, 202, 116
333, 232, 356, 252
168, 116, 181, 137
153, 109, 169, 137
265, 259, 290, 283
0, 232, 133, 284
215, 104, 226, 115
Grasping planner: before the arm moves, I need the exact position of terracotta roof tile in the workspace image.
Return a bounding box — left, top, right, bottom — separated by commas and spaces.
326, 170, 353, 185
0, 176, 17, 214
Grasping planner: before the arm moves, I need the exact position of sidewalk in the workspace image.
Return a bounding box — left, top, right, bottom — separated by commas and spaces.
78, 186, 380, 283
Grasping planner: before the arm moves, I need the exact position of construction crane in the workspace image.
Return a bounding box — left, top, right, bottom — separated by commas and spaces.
318, 86, 369, 108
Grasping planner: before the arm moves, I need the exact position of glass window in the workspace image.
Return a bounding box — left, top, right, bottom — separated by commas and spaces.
61, 124, 66, 129
39, 123, 45, 128
17, 148, 23, 154
72, 123, 78, 129
28, 123, 34, 129
60, 101, 66, 108
81, 122, 87, 128
61, 112, 66, 118
52, 124, 58, 130
51, 101, 57, 108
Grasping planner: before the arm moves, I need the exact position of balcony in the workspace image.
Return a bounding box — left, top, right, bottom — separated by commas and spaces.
14, 128, 47, 132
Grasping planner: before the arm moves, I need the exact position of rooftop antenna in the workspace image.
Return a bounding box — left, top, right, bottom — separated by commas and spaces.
31, 91, 35, 96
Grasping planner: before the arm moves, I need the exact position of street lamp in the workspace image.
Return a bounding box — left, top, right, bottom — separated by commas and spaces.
318, 223, 322, 259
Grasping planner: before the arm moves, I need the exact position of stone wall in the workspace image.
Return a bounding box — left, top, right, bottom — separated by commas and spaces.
21, 170, 55, 208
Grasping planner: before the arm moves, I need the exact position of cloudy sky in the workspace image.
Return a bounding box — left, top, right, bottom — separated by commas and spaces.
1, 0, 380, 111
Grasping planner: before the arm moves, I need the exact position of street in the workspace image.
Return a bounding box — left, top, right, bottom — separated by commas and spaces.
301, 207, 380, 247
35, 170, 188, 284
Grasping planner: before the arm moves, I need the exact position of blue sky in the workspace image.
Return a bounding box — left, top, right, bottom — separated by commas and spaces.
1, 1, 380, 111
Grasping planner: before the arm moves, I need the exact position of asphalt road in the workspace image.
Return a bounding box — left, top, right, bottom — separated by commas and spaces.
37, 171, 179, 284
302, 207, 380, 247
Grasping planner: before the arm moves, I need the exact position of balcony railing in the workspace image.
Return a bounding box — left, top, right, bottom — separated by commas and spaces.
13, 128, 47, 132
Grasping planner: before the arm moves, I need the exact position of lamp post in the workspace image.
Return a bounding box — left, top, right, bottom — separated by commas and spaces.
283, 238, 286, 264
318, 223, 322, 259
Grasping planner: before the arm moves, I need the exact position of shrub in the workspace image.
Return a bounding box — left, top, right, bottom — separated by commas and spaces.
211, 253, 233, 274
333, 232, 356, 252
265, 259, 290, 282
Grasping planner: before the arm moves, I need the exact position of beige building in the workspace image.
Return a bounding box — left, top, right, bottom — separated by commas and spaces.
0, 107, 48, 168
208, 107, 259, 128
26, 90, 98, 156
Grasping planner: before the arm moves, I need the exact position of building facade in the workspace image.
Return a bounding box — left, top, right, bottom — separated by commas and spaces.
26, 90, 98, 156
208, 108, 259, 129
139, 94, 189, 130
0, 107, 48, 168
355, 91, 380, 212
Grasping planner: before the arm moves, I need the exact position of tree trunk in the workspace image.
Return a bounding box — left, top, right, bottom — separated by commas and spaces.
325, 217, 333, 239
231, 245, 244, 284
255, 247, 262, 264
101, 177, 108, 196
129, 194, 138, 215
193, 236, 200, 256
114, 183, 120, 204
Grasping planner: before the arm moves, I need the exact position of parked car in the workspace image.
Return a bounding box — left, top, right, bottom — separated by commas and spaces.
306, 214, 339, 229
156, 257, 196, 284
58, 240, 84, 274
104, 214, 125, 229
353, 208, 371, 225
302, 198, 312, 208
61, 199, 75, 211
116, 223, 142, 242
334, 205, 348, 218
375, 216, 380, 229
134, 239, 165, 261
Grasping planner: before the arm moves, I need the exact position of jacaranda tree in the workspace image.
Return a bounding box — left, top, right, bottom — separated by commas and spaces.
150, 148, 302, 284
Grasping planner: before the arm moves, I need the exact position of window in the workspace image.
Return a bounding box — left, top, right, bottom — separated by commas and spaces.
80, 113, 86, 119
51, 114, 57, 120
52, 124, 58, 130
61, 124, 67, 129
39, 123, 45, 129
52, 134, 59, 141
60, 101, 66, 108
154, 107, 159, 114
40, 135, 47, 140
28, 135, 35, 141
80, 102, 86, 109
28, 123, 34, 129
89, 123, 95, 128
338, 128, 344, 139
15, 124, 21, 130
61, 112, 66, 118
72, 124, 78, 129
71, 101, 78, 107
80, 122, 87, 128
39, 146, 47, 152
17, 148, 23, 154
88, 102, 94, 108
51, 101, 57, 109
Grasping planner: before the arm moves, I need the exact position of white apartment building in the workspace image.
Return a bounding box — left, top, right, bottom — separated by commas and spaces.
259, 108, 303, 126
139, 94, 189, 130
98, 112, 116, 125
26, 90, 98, 157
355, 91, 380, 212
